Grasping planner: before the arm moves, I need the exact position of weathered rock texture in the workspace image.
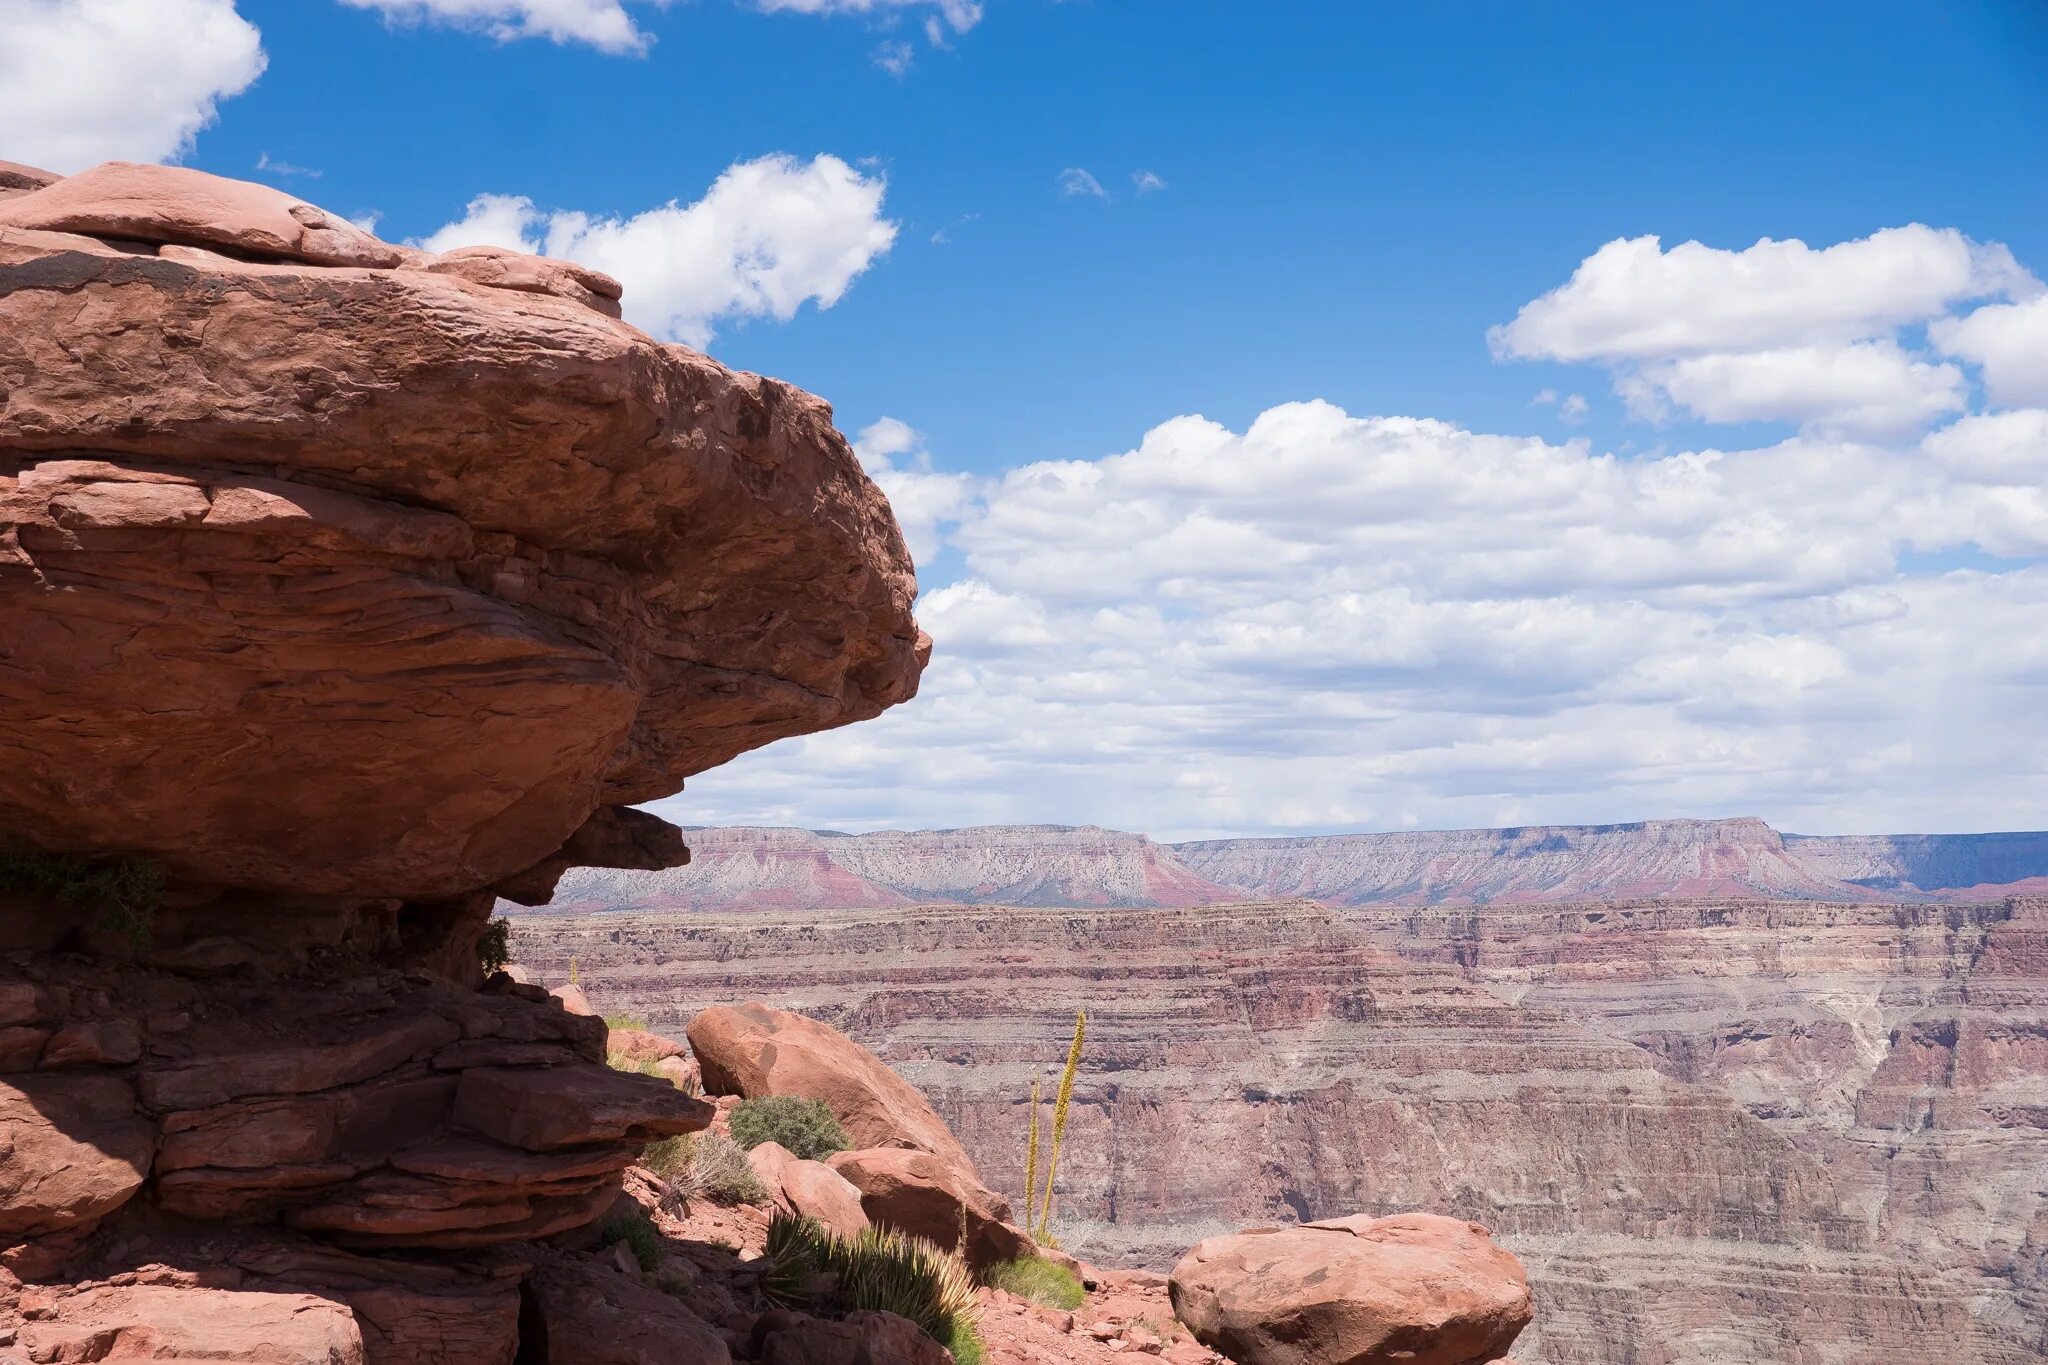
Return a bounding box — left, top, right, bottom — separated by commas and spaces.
1170, 1213, 1531, 1365
690, 1002, 980, 1172
538, 818, 2048, 912
0, 160, 924, 907
0, 162, 925, 1362
1, 955, 708, 1243
516, 895, 2048, 1364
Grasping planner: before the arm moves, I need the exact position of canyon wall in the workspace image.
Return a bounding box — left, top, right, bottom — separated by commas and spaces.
515, 894, 2048, 1364
538, 818, 2048, 912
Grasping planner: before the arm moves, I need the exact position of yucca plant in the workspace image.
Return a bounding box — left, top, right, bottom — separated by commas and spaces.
764, 1212, 981, 1350
1034, 1010, 1086, 1241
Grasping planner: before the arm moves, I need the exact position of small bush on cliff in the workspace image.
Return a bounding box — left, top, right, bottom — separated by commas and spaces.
695, 1133, 770, 1203
763, 1212, 983, 1360
0, 850, 165, 951
477, 917, 512, 974
728, 1096, 848, 1161
639, 1133, 693, 1182
985, 1256, 1084, 1310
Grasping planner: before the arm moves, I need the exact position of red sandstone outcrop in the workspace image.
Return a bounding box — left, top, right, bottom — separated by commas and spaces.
0, 161, 927, 1363
0, 160, 924, 906
1, 956, 709, 1257
1169, 1213, 1531, 1365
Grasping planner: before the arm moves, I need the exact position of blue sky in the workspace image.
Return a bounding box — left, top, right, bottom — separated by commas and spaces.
199, 1, 2048, 470
7, 0, 2048, 837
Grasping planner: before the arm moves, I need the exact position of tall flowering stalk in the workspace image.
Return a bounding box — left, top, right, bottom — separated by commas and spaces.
1023, 1076, 1043, 1235
1035, 1010, 1086, 1241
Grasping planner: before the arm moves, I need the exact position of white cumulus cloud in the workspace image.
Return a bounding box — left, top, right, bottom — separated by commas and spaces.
648, 226, 2048, 841
653, 398, 2048, 839
1492, 226, 2034, 362
335, 0, 673, 52
852, 418, 976, 566
0, 0, 266, 172
1620, 342, 1967, 439
418, 153, 897, 347
1496, 226, 2041, 439
1931, 293, 2048, 408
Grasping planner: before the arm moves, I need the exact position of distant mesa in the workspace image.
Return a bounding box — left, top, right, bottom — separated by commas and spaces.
526, 816, 2048, 913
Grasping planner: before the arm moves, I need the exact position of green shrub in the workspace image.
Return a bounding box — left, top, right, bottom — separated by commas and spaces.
597, 1205, 662, 1271
477, 917, 512, 974
764, 1212, 981, 1353
727, 1096, 848, 1161
604, 1011, 649, 1032
984, 1256, 1084, 1310
0, 851, 165, 951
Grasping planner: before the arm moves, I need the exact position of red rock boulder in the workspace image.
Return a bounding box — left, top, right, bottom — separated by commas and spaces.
687, 1004, 976, 1173
11, 1282, 370, 1364
1168, 1213, 1532, 1365
755, 1309, 953, 1365
521, 1252, 731, 1365
827, 1146, 1032, 1271
746, 1140, 870, 1239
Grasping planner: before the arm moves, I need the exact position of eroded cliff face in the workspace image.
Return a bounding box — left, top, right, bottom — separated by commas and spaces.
0, 160, 926, 1361
539, 818, 2048, 912
551, 825, 1235, 912
516, 896, 2048, 1365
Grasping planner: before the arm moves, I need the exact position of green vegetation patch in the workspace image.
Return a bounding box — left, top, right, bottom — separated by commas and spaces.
477, 916, 512, 974
597, 1204, 663, 1271
728, 1095, 849, 1161
985, 1256, 1085, 1310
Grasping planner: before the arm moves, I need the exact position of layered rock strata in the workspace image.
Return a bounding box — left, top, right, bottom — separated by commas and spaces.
537, 818, 2048, 912
515, 897, 2048, 1364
